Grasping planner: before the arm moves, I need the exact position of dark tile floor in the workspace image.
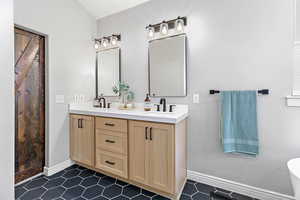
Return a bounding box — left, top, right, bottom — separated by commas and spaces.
15, 164, 257, 200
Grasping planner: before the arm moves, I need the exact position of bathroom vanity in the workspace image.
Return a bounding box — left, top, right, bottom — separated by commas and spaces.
69, 103, 188, 199
72, 28, 189, 199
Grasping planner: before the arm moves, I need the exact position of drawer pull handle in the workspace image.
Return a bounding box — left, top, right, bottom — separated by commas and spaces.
105, 161, 115, 165
105, 139, 115, 144
104, 123, 115, 127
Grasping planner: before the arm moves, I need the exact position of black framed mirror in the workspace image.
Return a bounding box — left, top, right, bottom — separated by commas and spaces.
96, 47, 121, 98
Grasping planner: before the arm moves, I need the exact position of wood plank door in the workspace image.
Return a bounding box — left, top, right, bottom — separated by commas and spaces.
15, 27, 45, 183
70, 115, 95, 166
147, 123, 174, 193
129, 121, 150, 185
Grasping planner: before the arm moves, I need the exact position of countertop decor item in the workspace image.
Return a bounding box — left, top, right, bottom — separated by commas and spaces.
112, 81, 135, 110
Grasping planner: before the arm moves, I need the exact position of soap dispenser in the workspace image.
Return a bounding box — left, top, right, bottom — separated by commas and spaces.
144, 94, 152, 111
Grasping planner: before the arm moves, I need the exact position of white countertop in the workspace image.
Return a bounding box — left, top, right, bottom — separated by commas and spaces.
69, 103, 189, 124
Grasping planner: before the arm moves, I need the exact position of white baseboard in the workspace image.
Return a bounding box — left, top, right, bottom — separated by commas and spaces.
44, 159, 74, 176
187, 170, 295, 200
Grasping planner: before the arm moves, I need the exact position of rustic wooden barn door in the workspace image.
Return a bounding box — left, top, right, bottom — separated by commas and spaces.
14, 27, 45, 183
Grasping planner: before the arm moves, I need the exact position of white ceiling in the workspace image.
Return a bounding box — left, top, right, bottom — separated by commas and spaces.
76, 0, 151, 19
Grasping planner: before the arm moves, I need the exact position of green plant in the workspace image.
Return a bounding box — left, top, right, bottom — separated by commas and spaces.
112, 82, 135, 103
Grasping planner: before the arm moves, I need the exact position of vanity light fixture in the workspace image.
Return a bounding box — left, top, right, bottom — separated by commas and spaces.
101, 38, 108, 48
94, 34, 121, 50
110, 35, 118, 46
160, 21, 168, 35
145, 16, 187, 39
175, 17, 184, 32
147, 25, 155, 38
94, 40, 100, 49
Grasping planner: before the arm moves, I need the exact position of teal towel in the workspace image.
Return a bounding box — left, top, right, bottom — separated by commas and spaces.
220, 91, 259, 155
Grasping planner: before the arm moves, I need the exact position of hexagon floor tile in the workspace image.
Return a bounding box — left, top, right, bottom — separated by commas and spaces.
15, 165, 258, 200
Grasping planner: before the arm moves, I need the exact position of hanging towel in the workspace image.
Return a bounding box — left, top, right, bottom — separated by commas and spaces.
220, 91, 259, 155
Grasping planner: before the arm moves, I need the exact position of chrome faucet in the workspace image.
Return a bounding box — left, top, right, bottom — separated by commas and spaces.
160, 98, 167, 112
98, 97, 106, 108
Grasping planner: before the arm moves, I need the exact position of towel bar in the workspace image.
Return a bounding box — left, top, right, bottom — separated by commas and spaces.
209, 89, 269, 95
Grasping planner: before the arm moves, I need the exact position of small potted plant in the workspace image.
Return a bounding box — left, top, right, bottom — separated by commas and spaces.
112, 81, 135, 109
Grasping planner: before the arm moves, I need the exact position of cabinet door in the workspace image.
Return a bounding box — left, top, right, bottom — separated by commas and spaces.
70, 115, 94, 166
129, 121, 149, 185
70, 115, 81, 162
148, 123, 174, 193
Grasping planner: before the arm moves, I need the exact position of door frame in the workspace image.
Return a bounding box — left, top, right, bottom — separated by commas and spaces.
14, 24, 49, 184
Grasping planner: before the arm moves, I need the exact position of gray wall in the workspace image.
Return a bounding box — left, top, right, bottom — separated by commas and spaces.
97, 0, 300, 195
14, 0, 96, 167
0, 0, 14, 198
296, 0, 300, 41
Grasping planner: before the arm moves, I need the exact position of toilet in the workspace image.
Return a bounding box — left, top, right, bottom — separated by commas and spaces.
288, 158, 300, 200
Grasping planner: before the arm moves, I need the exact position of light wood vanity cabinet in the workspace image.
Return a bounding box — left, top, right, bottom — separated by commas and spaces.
70, 115, 94, 167
70, 114, 187, 199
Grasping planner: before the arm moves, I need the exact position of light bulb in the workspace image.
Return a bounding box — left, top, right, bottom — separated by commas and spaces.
147, 26, 155, 38
175, 18, 184, 32
102, 38, 108, 48
94, 41, 100, 49
110, 36, 118, 46
160, 22, 168, 35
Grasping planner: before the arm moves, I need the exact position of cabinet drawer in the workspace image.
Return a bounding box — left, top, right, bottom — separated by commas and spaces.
96, 129, 127, 155
96, 117, 127, 133
70, 114, 94, 122
95, 150, 128, 178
